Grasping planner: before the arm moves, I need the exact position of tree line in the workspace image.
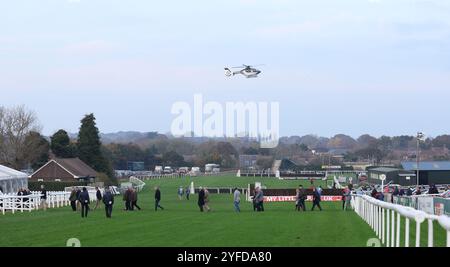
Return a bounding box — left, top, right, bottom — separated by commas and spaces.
0, 106, 115, 184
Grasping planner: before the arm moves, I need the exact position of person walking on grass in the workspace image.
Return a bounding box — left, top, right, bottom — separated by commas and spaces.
233, 188, 241, 212
295, 188, 301, 211
69, 187, 77, 212
317, 186, 323, 197
40, 185, 47, 211
311, 187, 322, 211
343, 186, 351, 211
154, 186, 164, 211
131, 189, 141, 210
203, 187, 211, 212
123, 187, 132, 211
75, 188, 82, 211
178, 186, 184, 200
255, 187, 264, 212
103, 187, 114, 218
198, 187, 205, 212
94, 187, 102, 211
252, 189, 258, 211
185, 186, 190, 200
298, 185, 306, 211
79, 187, 90, 218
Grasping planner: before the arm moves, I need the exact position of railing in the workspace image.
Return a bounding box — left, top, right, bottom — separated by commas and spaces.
351, 193, 450, 247
134, 171, 234, 180
1, 190, 97, 215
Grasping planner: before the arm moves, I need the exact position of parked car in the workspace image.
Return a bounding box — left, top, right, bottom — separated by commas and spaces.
190, 167, 201, 176
178, 167, 189, 174
155, 166, 163, 174
164, 166, 173, 174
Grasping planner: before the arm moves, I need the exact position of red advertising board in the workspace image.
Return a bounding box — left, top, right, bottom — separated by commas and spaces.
263, 196, 342, 202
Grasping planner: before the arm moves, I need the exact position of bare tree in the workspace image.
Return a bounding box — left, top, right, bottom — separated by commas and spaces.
0, 105, 42, 169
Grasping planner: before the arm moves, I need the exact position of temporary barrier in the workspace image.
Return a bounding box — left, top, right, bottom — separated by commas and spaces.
352, 194, 450, 247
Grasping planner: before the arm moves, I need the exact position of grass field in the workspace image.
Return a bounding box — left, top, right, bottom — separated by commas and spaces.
0, 175, 446, 247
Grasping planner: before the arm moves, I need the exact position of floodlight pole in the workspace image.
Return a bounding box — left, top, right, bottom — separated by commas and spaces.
416, 132, 423, 187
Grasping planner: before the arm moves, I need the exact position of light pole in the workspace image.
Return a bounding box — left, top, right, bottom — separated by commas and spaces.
416, 132, 425, 187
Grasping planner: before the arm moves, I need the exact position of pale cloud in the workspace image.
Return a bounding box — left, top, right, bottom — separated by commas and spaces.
255, 21, 322, 36
60, 40, 118, 55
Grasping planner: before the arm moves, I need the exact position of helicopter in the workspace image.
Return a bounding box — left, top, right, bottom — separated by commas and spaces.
224, 64, 263, 78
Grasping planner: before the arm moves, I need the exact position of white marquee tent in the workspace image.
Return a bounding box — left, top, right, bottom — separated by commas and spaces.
0, 165, 28, 194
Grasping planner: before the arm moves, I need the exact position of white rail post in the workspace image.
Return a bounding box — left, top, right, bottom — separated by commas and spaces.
374, 204, 378, 236
382, 208, 385, 245
391, 209, 395, 247
428, 219, 433, 247
386, 208, 390, 247
396, 212, 401, 247
414, 212, 425, 248
378, 206, 382, 239
405, 218, 410, 247
415, 221, 421, 247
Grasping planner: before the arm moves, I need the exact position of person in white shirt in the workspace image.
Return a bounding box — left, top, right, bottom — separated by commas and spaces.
233, 188, 241, 212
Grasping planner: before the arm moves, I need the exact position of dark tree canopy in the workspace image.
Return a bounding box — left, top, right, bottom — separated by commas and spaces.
50, 129, 76, 158
77, 114, 115, 183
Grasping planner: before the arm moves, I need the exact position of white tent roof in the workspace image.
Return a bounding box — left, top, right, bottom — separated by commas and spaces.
0, 164, 28, 181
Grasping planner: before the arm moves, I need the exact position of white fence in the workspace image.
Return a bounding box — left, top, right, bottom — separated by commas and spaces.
1, 190, 97, 215
352, 194, 450, 247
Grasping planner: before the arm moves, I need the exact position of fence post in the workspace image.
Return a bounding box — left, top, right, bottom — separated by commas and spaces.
396, 212, 401, 247
386, 208, 390, 247
428, 219, 433, 247
405, 218, 410, 247
391, 209, 395, 247
415, 221, 421, 247
382, 208, 385, 245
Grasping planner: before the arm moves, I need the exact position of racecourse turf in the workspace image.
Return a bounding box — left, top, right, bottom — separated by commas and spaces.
0, 175, 446, 247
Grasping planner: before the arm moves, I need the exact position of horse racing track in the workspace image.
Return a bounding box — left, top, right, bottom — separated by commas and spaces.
0, 176, 447, 247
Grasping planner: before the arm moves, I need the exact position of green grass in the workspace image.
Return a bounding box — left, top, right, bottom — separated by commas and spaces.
0, 176, 396, 247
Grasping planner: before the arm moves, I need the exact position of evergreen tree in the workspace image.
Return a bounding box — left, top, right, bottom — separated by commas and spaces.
50, 129, 76, 158
77, 114, 115, 184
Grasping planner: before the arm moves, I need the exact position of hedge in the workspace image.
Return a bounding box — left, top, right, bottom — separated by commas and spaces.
28, 181, 86, 191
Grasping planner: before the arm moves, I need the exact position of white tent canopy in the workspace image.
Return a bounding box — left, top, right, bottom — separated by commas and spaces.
0, 165, 28, 194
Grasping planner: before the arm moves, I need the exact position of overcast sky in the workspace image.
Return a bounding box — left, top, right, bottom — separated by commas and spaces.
1, 0, 449, 138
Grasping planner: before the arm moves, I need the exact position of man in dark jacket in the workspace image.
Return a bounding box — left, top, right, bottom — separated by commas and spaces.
76, 188, 82, 211
123, 187, 132, 211
428, 184, 439, 194
311, 187, 322, 211
40, 185, 47, 211
154, 186, 164, 211
94, 187, 102, 210
131, 189, 141, 210
298, 185, 306, 211
198, 187, 205, 212
102, 187, 114, 218
69, 187, 77, 211
255, 187, 264, 212
406, 188, 413, 196
79, 187, 90, 218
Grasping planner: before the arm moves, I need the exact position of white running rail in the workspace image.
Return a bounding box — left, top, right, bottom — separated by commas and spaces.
352, 194, 450, 247
1, 190, 97, 215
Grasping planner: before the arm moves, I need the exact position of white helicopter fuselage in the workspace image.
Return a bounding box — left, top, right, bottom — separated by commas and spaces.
225, 67, 261, 78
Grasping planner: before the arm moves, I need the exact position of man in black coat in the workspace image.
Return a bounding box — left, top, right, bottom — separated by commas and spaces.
198, 187, 205, 212
102, 187, 114, 218
76, 188, 82, 211
94, 187, 102, 211
40, 185, 47, 211
79, 187, 90, 218
311, 187, 322, 211
154, 186, 164, 211
298, 185, 306, 211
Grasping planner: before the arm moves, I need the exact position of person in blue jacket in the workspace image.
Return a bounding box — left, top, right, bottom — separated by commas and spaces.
79, 187, 90, 218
